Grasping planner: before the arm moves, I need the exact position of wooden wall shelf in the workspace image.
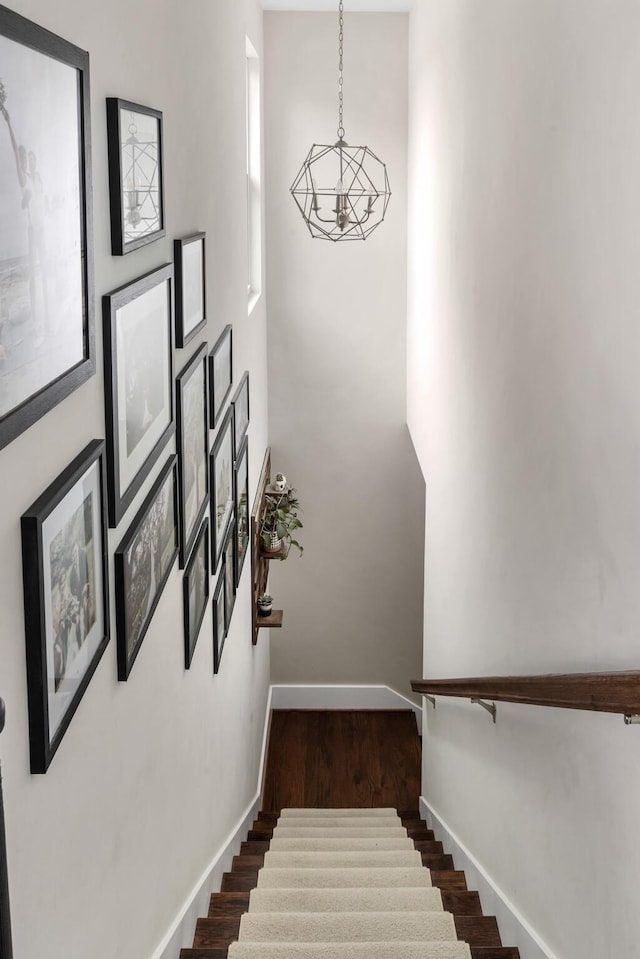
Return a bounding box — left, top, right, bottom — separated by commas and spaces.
257, 610, 284, 628
250, 449, 285, 644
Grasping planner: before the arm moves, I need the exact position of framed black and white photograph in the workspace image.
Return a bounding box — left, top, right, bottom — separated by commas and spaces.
231, 371, 249, 456
0, 6, 95, 452
235, 437, 249, 587
176, 342, 209, 567
114, 454, 178, 680
212, 566, 226, 675
210, 405, 234, 570
21, 440, 109, 773
174, 232, 206, 348
106, 97, 164, 255
183, 517, 209, 668
208, 324, 232, 429
223, 518, 236, 631
103, 263, 174, 527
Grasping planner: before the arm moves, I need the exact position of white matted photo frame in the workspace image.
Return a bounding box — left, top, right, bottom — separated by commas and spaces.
176, 342, 209, 567
114, 454, 179, 680
174, 232, 206, 348
231, 371, 249, 457
210, 404, 234, 570
106, 97, 165, 255
0, 6, 95, 451
212, 564, 226, 674
102, 263, 174, 527
208, 325, 232, 429
21, 439, 109, 773
183, 517, 210, 668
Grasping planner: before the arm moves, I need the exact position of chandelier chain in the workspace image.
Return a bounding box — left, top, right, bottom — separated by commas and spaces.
337, 0, 344, 139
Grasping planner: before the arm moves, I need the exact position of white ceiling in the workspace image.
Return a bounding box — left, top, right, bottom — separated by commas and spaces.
261, 1, 412, 11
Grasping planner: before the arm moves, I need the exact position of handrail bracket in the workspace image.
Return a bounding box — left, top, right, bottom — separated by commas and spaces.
470, 697, 497, 723
624, 714, 640, 725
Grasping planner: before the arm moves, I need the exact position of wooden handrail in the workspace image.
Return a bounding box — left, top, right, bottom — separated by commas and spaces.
411, 671, 640, 715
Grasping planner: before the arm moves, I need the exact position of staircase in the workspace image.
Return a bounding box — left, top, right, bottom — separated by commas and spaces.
180, 808, 519, 959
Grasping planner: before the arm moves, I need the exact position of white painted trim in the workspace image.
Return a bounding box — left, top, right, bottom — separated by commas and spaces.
150, 685, 273, 959
271, 684, 422, 725
420, 796, 562, 959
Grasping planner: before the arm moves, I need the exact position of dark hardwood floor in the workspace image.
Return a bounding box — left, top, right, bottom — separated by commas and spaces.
262, 709, 422, 810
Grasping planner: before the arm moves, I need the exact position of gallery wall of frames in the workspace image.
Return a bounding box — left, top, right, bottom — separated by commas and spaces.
0, 4, 254, 774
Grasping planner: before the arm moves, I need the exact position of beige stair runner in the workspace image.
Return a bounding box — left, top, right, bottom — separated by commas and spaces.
227, 808, 471, 959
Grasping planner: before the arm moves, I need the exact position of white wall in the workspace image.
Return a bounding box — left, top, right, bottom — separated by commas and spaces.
408, 1, 640, 956
0, 2, 270, 958
264, 11, 425, 701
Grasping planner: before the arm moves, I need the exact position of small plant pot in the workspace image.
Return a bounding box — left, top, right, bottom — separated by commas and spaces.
258, 603, 273, 617
263, 533, 282, 554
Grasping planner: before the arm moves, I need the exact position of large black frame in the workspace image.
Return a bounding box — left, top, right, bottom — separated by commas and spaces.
21, 439, 110, 773
183, 517, 210, 668
0, 700, 12, 959
0, 5, 94, 451
210, 404, 234, 570
174, 232, 206, 348
106, 97, 165, 255
223, 518, 236, 632
231, 371, 250, 457
212, 568, 226, 675
234, 436, 249, 587
176, 342, 209, 567
103, 263, 175, 527
114, 454, 179, 680
208, 325, 233, 429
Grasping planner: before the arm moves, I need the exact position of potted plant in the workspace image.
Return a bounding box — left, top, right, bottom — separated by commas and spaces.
257, 593, 273, 616
261, 486, 303, 559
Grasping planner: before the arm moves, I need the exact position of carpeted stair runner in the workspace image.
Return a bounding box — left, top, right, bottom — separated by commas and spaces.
227, 807, 472, 959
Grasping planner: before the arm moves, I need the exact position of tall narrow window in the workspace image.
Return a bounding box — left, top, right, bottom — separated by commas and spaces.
246, 38, 262, 312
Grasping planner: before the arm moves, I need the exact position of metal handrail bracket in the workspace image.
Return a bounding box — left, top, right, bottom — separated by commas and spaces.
470, 697, 497, 723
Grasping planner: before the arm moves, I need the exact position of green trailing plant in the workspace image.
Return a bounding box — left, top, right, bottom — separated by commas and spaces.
261, 486, 303, 559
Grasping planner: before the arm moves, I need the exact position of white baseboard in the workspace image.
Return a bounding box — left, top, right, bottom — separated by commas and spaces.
271, 684, 422, 726
421, 797, 561, 959
151, 685, 273, 959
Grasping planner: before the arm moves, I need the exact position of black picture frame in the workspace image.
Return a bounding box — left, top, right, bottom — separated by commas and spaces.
174, 232, 206, 348
212, 565, 226, 675
234, 436, 249, 587
114, 454, 179, 680
210, 405, 234, 570
231, 371, 250, 457
223, 518, 236, 632
176, 342, 209, 567
183, 517, 210, 668
0, 6, 95, 452
102, 263, 175, 527
21, 439, 110, 773
106, 97, 165, 255
208, 325, 233, 429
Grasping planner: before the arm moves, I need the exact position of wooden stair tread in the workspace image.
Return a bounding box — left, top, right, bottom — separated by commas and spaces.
221, 873, 259, 893
187, 809, 517, 959
208, 892, 250, 917
454, 915, 502, 948
194, 917, 240, 948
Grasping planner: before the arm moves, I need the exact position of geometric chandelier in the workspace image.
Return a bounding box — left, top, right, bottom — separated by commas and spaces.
290, 0, 391, 241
